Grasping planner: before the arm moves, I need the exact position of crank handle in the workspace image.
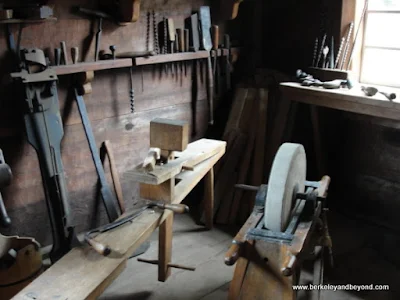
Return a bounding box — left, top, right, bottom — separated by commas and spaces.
224, 241, 242, 266
281, 255, 297, 276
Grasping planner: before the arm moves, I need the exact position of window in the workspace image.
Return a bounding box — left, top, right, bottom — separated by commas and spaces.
360, 0, 400, 88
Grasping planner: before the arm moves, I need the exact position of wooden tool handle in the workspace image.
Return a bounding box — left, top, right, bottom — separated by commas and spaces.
71, 47, 79, 64
86, 237, 111, 256
54, 48, 61, 66
211, 25, 219, 50
317, 175, 331, 197
176, 28, 184, 52
153, 202, 189, 214
184, 29, 189, 52
224, 243, 241, 266
60, 41, 69, 65
167, 18, 175, 41
206, 55, 214, 125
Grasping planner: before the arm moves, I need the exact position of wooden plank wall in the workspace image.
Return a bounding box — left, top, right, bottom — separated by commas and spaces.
0, 0, 211, 245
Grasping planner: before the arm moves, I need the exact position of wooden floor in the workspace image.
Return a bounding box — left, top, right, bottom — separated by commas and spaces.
100, 213, 400, 300
100, 214, 234, 300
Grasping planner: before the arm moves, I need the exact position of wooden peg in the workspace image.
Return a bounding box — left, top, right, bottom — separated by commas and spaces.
60, 41, 69, 65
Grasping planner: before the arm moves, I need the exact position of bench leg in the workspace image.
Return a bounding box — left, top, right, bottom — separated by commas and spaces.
158, 213, 173, 282
204, 167, 214, 230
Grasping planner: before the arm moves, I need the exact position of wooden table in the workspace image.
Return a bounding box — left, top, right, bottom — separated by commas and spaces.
275, 83, 400, 176
12, 139, 226, 300
280, 82, 400, 121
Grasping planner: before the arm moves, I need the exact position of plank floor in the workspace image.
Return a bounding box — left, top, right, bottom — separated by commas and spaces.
100, 213, 400, 300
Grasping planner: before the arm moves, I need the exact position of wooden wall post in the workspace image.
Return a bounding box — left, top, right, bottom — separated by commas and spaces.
158, 212, 173, 282
203, 167, 214, 229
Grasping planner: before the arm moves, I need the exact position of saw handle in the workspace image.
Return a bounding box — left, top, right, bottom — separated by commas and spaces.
151, 202, 189, 214
224, 242, 241, 266
86, 236, 111, 256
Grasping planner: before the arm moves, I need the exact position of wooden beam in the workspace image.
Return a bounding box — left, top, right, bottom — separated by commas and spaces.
158, 213, 173, 282
54, 59, 132, 75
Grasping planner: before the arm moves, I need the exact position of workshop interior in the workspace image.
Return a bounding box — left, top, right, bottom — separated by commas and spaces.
0, 0, 399, 299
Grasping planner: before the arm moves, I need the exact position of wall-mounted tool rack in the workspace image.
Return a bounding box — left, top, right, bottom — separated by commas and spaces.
53, 48, 238, 76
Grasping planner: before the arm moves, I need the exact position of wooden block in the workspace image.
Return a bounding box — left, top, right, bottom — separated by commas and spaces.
150, 118, 189, 151
140, 179, 174, 203
308, 67, 349, 82
143, 147, 161, 171
158, 213, 173, 282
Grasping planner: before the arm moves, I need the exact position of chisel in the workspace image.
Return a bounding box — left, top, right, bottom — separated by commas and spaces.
176, 28, 184, 76
167, 18, 175, 75
184, 29, 189, 76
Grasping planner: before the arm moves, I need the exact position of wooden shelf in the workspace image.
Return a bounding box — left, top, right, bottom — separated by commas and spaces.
0, 17, 57, 24
134, 51, 210, 66
54, 59, 133, 75
54, 48, 240, 76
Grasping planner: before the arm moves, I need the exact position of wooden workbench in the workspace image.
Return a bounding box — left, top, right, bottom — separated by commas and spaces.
277, 82, 400, 176
280, 82, 400, 121
12, 139, 226, 300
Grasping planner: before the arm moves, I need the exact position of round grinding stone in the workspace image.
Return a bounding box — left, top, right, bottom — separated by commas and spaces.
264, 143, 306, 231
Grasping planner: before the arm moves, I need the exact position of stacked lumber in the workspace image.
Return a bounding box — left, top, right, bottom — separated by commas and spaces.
212, 87, 270, 225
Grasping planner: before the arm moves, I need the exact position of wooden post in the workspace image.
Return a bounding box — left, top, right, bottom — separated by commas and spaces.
139, 179, 174, 203
310, 105, 325, 177
203, 167, 214, 230
158, 213, 173, 282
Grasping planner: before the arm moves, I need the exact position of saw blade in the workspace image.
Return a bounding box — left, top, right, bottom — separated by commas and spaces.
264, 143, 306, 231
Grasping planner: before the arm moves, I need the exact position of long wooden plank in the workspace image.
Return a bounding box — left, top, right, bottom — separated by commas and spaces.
134, 52, 210, 66
12, 149, 225, 300
55, 59, 132, 75
280, 82, 400, 114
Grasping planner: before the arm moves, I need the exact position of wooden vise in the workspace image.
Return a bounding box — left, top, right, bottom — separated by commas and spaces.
141, 118, 189, 203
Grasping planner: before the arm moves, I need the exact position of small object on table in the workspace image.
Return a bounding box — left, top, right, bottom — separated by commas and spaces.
361, 86, 378, 97
380, 91, 396, 101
